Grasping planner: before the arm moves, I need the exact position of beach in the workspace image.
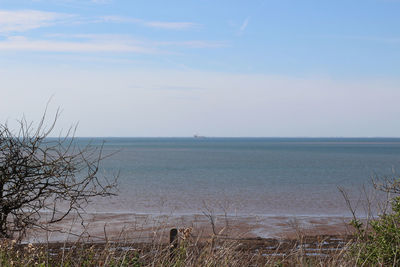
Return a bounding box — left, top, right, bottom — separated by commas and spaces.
26, 212, 354, 244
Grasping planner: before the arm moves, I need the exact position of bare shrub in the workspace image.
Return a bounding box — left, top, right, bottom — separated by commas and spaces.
0, 108, 118, 240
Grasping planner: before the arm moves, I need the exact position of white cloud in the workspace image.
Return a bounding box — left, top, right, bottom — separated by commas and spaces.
99, 15, 199, 30
0, 34, 225, 53
99, 16, 140, 24
144, 21, 198, 30
0, 36, 157, 53
0, 10, 221, 53
0, 9, 199, 38
238, 17, 249, 35
0, 10, 73, 34
157, 40, 228, 48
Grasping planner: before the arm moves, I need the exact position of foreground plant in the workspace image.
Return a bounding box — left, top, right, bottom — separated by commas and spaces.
343, 174, 400, 266
350, 196, 400, 266
0, 108, 118, 240
0, 226, 356, 267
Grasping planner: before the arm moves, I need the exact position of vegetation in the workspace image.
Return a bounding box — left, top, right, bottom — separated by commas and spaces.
352, 198, 400, 265
0, 232, 354, 267
0, 109, 118, 240
348, 180, 400, 266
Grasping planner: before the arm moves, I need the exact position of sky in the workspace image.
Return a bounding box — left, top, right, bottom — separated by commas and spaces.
1, 0, 400, 137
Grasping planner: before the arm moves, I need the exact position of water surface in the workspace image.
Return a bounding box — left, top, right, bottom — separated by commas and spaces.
79, 138, 400, 217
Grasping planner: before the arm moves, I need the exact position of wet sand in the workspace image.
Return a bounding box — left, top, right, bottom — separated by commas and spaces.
25, 212, 355, 243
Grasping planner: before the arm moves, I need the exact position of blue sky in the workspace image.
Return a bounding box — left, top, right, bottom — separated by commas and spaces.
1, 0, 400, 137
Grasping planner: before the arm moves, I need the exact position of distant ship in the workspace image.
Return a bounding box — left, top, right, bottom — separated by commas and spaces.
193, 134, 206, 138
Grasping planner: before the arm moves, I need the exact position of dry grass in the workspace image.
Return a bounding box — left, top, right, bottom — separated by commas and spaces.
0, 227, 360, 267
0, 200, 372, 266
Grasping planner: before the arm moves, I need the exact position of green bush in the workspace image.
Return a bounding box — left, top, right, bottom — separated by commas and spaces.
351, 196, 400, 266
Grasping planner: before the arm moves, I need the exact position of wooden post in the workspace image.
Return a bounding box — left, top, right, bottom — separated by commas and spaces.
170, 228, 178, 259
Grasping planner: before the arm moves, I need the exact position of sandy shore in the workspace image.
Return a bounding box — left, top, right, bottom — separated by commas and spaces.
25, 212, 355, 243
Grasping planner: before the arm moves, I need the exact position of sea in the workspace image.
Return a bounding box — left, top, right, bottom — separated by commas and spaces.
76, 137, 400, 218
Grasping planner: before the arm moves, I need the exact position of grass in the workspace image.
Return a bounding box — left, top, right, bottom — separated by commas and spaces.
0, 202, 395, 266
0, 229, 358, 266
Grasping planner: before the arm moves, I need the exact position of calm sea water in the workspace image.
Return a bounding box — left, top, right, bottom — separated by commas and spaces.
77, 138, 400, 217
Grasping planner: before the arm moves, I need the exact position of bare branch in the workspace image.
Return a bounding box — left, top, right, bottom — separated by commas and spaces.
0, 109, 118, 240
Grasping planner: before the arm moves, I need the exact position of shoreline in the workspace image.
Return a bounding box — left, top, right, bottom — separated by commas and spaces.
26, 212, 355, 243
